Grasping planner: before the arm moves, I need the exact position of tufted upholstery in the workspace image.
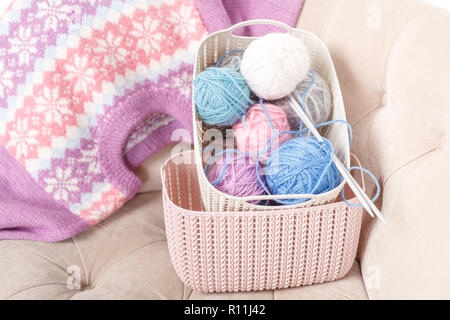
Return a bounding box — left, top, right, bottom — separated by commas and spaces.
297, 0, 450, 299
1, 0, 449, 299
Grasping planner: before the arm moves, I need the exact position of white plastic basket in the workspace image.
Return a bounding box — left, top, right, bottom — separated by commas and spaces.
192, 20, 350, 212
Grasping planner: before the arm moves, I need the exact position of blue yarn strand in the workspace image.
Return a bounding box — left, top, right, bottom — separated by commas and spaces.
241, 99, 274, 129
340, 167, 381, 207
211, 152, 230, 187
215, 49, 244, 69
312, 119, 353, 147
231, 56, 241, 71
259, 99, 275, 130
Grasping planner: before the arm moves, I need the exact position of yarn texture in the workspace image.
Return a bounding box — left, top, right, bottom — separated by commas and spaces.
207, 154, 266, 200
265, 137, 340, 204
282, 72, 332, 131
194, 67, 252, 126
233, 102, 291, 162
240, 33, 310, 100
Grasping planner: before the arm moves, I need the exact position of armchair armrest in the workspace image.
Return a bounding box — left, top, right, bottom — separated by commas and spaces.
297, 0, 450, 299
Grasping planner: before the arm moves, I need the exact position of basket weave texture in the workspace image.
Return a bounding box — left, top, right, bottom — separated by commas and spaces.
162, 151, 363, 293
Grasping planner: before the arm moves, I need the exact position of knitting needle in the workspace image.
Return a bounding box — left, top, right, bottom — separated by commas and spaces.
288, 95, 386, 223
288, 94, 377, 220
289, 94, 383, 222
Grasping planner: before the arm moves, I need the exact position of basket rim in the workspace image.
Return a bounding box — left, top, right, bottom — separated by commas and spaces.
161, 151, 362, 216
195, 160, 347, 203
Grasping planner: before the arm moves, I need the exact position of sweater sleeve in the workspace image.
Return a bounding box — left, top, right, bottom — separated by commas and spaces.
194, 0, 305, 35
0, 145, 90, 242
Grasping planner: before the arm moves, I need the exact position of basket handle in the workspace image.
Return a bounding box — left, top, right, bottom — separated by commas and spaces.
224, 19, 294, 37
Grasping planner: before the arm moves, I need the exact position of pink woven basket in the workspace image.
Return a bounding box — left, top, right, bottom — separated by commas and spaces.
162, 151, 363, 293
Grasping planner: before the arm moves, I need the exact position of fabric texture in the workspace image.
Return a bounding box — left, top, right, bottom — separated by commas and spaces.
0, 0, 304, 242
297, 0, 450, 299
194, 0, 305, 35
0, 0, 206, 241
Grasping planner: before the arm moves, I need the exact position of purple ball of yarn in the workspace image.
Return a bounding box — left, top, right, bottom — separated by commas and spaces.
207, 154, 266, 201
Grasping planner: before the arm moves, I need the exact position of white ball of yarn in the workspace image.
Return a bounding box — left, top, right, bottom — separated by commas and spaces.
240, 33, 311, 100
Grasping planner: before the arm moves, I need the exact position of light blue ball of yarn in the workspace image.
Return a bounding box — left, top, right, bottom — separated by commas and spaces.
193, 67, 251, 126
265, 137, 340, 204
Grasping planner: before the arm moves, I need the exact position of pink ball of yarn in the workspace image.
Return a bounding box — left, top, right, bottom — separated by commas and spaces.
233, 103, 291, 162
207, 155, 266, 201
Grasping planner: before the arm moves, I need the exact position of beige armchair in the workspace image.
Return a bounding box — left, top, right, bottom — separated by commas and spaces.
0, 0, 449, 299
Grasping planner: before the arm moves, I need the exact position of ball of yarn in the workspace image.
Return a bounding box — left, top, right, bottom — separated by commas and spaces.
193, 67, 252, 126
280, 72, 332, 131
233, 102, 291, 162
265, 137, 340, 204
240, 33, 311, 100
207, 154, 266, 200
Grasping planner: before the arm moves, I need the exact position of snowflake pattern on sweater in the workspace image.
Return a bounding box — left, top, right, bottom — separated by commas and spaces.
0, 0, 303, 241
0, 0, 206, 237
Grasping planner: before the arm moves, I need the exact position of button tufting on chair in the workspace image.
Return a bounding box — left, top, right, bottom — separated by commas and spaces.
1, 0, 449, 300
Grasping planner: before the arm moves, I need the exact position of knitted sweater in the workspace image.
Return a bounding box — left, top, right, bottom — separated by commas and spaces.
0, 0, 303, 242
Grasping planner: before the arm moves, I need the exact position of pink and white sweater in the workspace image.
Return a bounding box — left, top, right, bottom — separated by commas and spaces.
0, 0, 303, 241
